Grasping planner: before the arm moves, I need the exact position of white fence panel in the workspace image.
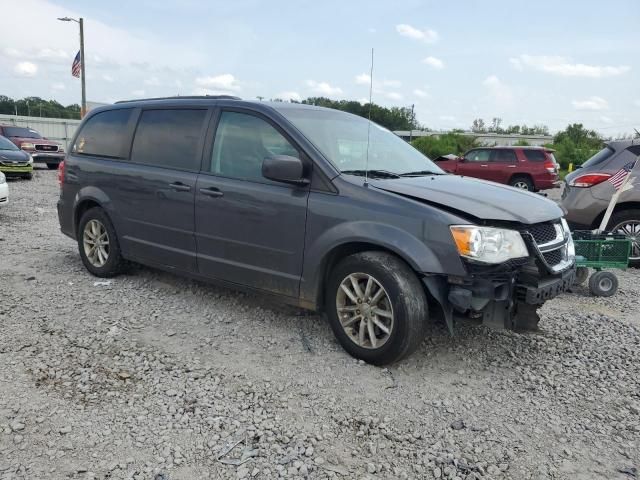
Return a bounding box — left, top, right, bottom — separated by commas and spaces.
0, 115, 81, 149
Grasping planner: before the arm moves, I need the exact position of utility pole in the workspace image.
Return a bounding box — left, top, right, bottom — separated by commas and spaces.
409, 104, 415, 142
58, 16, 87, 117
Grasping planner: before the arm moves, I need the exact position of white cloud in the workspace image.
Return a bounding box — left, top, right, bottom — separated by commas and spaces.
2, 47, 22, 58
51, 82, 65, 90
396, 24, 438, 43
510, 55, 631, 78
422, 56, 444, 70
599, 116, 614, 124
144, 76, 161, 86
381, 79, 402, 88
634, 99, 640, 108
413, 89, 430, 98
355, 74, 401, 89
483, 75, 514, 106
306, 80, 343, 96
36, 48, 69, 62
14, 61, 38, 77
102, 74, 114, 82
355, 73, 370, 85
572, 96, 609, 111
131, 89, 146, 97
383, 91, 403, 101
276, 91, 301, 102
195, 74, 241, 92
439, 115, 456, 122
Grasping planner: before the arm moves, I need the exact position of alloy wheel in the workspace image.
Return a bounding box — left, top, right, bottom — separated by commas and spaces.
335, 273, 394, 349
83, 219, 110, 267
513, 181, 530, 190
613, 220, 640, 260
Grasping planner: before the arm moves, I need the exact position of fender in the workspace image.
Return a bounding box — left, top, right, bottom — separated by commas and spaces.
72, 186, 119, 235
299, 220, 466, 308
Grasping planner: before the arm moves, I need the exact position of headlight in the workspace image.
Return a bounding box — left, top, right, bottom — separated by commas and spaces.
0, 172, 5, 184
20, 142, 35, 150
27, 154, 33, 164
450, 225, 529, 264
58, 145, 65, 152
561, 218, 575, 261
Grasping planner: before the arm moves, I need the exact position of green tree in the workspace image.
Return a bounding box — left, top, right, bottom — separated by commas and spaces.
548, 124, 603, 169
411, 133, 479, 159
0, 95, 81, 119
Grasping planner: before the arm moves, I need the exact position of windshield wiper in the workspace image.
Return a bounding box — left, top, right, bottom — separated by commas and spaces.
341, 169, 401, 179
399, 170, 445, 177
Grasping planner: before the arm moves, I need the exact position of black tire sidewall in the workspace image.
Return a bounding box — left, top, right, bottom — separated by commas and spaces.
588, 271, 618, 297
77, 207, 124, 278
326, 252, 428, 365
574, 266, 589, 285
510, 176, 534, 191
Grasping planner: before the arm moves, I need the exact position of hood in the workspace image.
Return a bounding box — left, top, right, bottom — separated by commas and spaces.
369, 175, 563, 224
10, 136, 56, 145
0, 149, 30, 162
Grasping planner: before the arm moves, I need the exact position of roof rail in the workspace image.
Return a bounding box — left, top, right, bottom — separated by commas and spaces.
115, 95, 241, 104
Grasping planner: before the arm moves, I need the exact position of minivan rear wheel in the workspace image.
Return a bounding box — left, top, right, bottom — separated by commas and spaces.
326, 251, 429, 365
77, 207, 126, 277
609, 209, 640, 268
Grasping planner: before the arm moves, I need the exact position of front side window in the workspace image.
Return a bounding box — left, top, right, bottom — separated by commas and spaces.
73, 109, 133, 158
210, 111, 299, 182
131, 109, 207, 171
465, 149, 491, 162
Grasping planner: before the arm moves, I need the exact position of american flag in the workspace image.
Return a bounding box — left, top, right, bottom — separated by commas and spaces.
607, 159, 637, 190
71, 51, 81, 78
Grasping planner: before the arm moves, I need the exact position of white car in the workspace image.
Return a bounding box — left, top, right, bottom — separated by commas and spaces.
0, 171, 8, 206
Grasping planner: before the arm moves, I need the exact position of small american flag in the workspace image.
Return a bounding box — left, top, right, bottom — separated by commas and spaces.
607, 159, 637, 190
71, 51, 81, 78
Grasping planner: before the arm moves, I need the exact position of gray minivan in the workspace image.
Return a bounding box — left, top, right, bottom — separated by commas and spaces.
57, 96, 576, 364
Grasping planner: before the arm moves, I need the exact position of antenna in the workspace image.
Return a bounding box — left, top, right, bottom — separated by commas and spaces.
364, 48, 374, 186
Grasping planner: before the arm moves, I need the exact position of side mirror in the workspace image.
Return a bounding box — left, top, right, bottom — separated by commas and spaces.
262, 155, 309, 186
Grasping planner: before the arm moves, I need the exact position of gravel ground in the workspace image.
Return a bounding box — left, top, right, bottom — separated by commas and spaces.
1, 171, 638, 480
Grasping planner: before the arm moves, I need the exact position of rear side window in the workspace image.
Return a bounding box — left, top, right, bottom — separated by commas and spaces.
627, 145, 640, 156
493, 149, 517, 163
523, 149, 546, 162
73, 109, 133, 158
581, 146, 613, 168
131, 109, 207, 171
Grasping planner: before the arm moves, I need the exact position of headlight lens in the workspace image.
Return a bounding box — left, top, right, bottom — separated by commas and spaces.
450, 225, 529, 264
20, 142, 35, 150
27, 154, 33, 164
561, 218, 575, 260
58, 145, 65, 152
0, 172, 5, 184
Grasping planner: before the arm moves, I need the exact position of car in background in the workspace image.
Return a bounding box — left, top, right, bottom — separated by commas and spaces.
0, 172, 8, 206
562, 139, 640, 267
0, 135, 33, 179
0, 125, 64, 170
435, 146, 559, 192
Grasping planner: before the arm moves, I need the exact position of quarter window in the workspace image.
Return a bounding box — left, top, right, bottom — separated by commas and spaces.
73, 109, 133, 158
210, 111, 299, 182
131, 109, 207, 171
523, 149, 546, 162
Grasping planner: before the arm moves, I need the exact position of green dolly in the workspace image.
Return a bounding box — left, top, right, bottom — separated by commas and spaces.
572, 231, 632, 297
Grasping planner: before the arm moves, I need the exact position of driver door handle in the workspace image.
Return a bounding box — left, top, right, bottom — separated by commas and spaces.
199, 187, 224, 198
168, 182, 191, 192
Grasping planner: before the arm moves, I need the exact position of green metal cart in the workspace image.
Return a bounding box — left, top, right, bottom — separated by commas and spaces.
572, 231, 632, 297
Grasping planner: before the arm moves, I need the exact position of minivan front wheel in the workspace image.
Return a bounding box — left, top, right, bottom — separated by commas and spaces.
326, 251, 428, 365
77, 207, 125, 277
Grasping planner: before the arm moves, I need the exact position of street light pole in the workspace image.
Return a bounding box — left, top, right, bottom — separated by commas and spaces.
57, 16, 87, 117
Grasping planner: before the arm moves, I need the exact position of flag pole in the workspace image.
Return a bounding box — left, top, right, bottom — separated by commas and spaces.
79, 17, 87, 118
597, 159, 638, 233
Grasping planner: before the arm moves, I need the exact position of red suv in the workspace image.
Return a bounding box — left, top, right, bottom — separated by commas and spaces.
435, 146, 559, 191
0, 125, 65, 170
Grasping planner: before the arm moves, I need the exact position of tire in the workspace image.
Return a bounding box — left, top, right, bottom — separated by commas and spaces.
47, 163, 60, 170
24, 173, 33, 180
509, 176, 534, 191
574, 266, 589, 285
77, 207, 126, 277
608, 209, 640, 268
325, 251, 429, 365
588, 271, 618, 297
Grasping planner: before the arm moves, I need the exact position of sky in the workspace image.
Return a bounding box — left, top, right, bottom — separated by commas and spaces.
1, 0, 639, 135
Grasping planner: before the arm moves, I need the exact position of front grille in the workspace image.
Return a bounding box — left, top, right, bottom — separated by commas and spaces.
528, 222, 558, 245
542, 249, 562, 266
35, 144, 58, 152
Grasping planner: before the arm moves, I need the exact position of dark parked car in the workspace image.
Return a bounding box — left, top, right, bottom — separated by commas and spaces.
0, 135, 33, 179
57, 97, 576, 364
0, 125, 64, 169
436, 146, 559, 191
562, 139, 640, 266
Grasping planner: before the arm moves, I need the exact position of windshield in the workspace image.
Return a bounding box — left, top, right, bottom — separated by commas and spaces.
3, 126, 42, 139
0, 136, 19, 151
581, 146, 613, 169
277, 107, 443, 176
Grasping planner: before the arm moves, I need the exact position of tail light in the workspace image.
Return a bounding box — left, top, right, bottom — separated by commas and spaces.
569, 173, 611, 188
544, 160, 556, 174
57, 160, 65, 187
